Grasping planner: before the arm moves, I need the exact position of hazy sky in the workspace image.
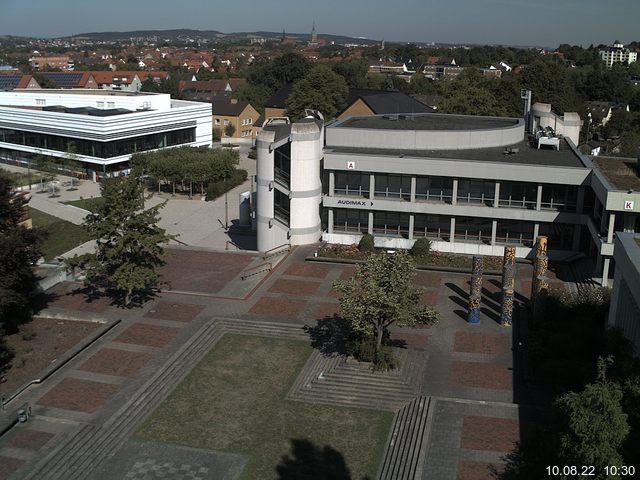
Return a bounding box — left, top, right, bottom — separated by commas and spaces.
0, 0, 637, 47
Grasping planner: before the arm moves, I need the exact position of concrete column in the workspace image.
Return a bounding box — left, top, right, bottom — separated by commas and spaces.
328, 171, 335, 196
327, 209, 334, 234
593, 197, 599, 220
536, 184, 543, 211
596, 253, 603, 273
572, 224, 582, 252
451, 179, 458, 205
369, 174, 375, 200
450, 217, 456, 243
576, 186, 585, 214
602, 257, 611, 287
494, 182, 500, 208
533, 223, 540, 241
607, 212, 616, 243
410, 176, 416, 203
368, 211, 374, 235
491, 220, 497, 245
408, 214, 415, 240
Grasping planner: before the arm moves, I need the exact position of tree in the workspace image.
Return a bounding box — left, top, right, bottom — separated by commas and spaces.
439, 85, 505, 116
224, 123, 236, 138
0, 172, 44, 373
286, 65, 349, 121
67, 176, 172, 307
555, 357, 629, 472
334, 251, 439, 351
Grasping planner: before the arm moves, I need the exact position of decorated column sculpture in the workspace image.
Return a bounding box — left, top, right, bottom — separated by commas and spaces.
500, 245, 516, 326
531, 236, 549, 321
468, 255, 484, 324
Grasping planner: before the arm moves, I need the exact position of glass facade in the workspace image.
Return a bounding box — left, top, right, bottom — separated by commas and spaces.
540, 184, 578, 212
334, 208, 368, 233
0, 127, 195, 159
274, 189, 290, 226
374, 174, 411, 200
274, 144, 291, 188
334, 171, 369, 197
495, 219, 534, 246
454, 216, 493, 244
373, 211, 410, 237
413, 213, 451, 241
415, 175, 453, 203
538, 222, 574, 250
457, 179, 495, 206
498, 181, 537, 209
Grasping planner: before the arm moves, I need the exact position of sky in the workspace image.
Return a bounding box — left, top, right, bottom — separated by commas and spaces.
0, 0, 638, 48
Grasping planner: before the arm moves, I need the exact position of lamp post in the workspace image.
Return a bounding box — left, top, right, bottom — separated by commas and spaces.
224, 175, 229, 230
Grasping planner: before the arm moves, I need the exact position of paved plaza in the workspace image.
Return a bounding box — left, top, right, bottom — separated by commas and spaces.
0, 244, 566, 480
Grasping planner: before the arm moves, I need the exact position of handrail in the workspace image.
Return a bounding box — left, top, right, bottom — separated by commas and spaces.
241, 262, 272, 280
225, 240, 241, 251
262, 243, 291, 260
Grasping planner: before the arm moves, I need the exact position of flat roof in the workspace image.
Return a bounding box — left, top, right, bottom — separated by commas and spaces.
592, 156, 640, 191
6, 89, 150, 97
336, 114, 519, 131
327, 138, 585, 168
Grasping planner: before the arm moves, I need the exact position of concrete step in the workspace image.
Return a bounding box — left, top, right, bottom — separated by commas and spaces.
379, 396, 432, 480
292, 389, 408, 411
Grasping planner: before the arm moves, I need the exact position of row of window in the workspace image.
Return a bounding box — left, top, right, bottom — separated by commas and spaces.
0, 127, 195, 159
332, 209, 576, 249
333, 172, 579, 212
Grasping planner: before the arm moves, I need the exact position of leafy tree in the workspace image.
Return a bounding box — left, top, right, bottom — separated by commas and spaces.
332, 59, 369, 88
358, 233, 374, 252
439, 85, 505, 116
234, 83, 272, 115
67, 176, 172, 307
555, 357, 629, 472
224, 123, 236, 138
334, 251, 439, 351
286, 65, 349, 121
0, 172, 44, 340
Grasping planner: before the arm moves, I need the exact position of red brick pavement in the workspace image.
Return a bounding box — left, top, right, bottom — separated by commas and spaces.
414, 271, 443, 288
313, 303, 341, 320
285, 263, 331, 279
46, 282, 110, 313
79, 348, 152, 376
37, 378, 119, 413
0, 456, 24, 480
160, 250, 253, 294
460, 415, 519, 452
144, 301, 205, 322
457, 460, 505, 480
453, 332, 510, 355
392, 333, 429, 350
269, 279, 320, 295
6, 429, 54, 450
449, 361, 512, 390
421, 290, 439, 306
338, 266, 356, 280
249, 297, 307, 317
114, 324, 179, 348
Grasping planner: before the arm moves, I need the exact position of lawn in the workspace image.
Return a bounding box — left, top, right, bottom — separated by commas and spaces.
136, 334, 393, 480
30, 208, 92, 260
63, 197, 104, 213
1, 169, 45, 187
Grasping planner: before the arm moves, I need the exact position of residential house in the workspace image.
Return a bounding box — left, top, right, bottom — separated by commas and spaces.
264, 83, 294, 119
179, 79, 246, 103
599, 41, 638, 68
338, 89, 435, 119
0, 73, 41, 90
38, 72, 98, 89
212, 99, 261, 144
29, 54, 73, 71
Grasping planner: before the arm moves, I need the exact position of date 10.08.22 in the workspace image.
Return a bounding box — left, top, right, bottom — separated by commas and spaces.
546, 465, 636, 477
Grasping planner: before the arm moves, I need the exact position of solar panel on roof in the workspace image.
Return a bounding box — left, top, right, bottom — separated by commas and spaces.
0, 75, 22, 90
41, 72, 83, 87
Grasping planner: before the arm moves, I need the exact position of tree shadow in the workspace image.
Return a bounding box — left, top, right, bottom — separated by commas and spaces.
304, 315, 349, 356
276, 438, 368, 480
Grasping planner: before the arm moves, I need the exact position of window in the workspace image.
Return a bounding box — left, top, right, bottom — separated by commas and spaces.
415, 175, 453, 203
36, 99, 46, 106
414, 214, 451, 241
334, 208, 368, 233
274, 189, 290, 225
457, 179, 495, 206
374, 174, 411, 200
223, 119, 229, 126
334, 171, 369, 197
373, 212, 410, 238
214, 118, 220, 125
107, 102, 115, 108
499, 181, 537, 209
248, 118, 253, 124
495, 220, 534, 246
454, 216, 493, 244
96, 101, 104, 108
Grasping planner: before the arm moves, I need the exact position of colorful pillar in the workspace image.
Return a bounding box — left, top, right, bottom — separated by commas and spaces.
531, 236, 548, 300
468, 255, 483, 324
500, 245, 516, 327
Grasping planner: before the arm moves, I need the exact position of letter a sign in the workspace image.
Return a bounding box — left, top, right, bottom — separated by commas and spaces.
624, 200, 634, 211
346, 161, 356, 170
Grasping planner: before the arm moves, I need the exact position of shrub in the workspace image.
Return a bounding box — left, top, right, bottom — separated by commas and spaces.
346, 333, 399, 371
205, 169, 248, 200
358, 233, 375, 252
415, 306, 440, 326
410, 237, 431, 260
248, 148, 257, 160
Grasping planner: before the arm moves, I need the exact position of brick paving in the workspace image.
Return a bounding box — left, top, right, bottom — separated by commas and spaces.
143, 301, 205, 322
6, 429, 55, 450
79, 348, 152, 377
268, 278, 320, 295
449, 361, 512, 390
248, 296, 307, 317
453, 332, 510, 355
457, 460, 504, 480
460, 415, 519, 452
414, 271, 443, 288
160, 249, 253, 294
37, 378, 119, 413
422, 290, 439, 306
284, 262, 331, 278
46, 282, 111, 313
313, 302, 341, 320
115, 324, 179, 348
0, 455, 24, 480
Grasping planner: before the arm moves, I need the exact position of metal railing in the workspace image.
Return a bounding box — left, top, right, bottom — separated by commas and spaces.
333, 223, 368, 234
225, 240, 242, 251
241, 262, 272, 280
414, 192, 453, 203
374, 189, 411, 201
372, 226, 410, 238
262, 243, 291, 260
334, 186, 369, 197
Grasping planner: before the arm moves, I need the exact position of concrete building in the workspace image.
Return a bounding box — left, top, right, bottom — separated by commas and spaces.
256, 104, 640, 287
599, 42, 638, 68
0, 89, 212, 176
608, 233, 640, 356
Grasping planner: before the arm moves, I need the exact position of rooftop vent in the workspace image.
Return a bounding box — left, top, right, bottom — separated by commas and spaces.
383, 114, 398, 121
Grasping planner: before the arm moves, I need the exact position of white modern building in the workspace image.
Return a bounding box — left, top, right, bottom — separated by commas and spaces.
599, 42, 638, 68
0, 90, 212, 175
256, 104, 640, 286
